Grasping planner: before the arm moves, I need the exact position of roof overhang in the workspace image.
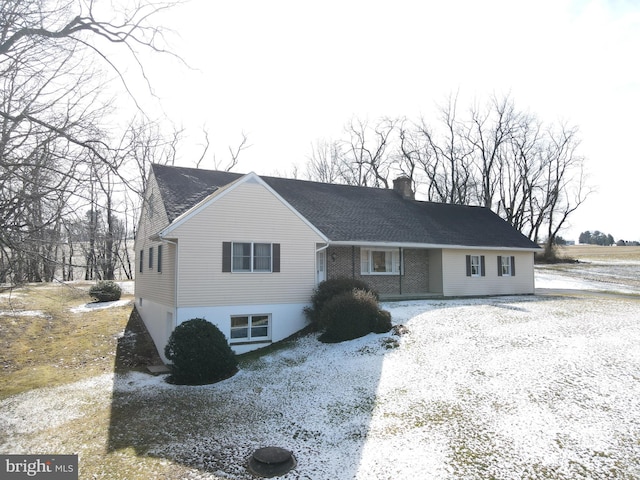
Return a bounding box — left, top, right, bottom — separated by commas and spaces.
327, 240, 541, 252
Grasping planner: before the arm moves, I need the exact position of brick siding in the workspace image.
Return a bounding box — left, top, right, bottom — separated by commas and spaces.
326, 246, 429, 295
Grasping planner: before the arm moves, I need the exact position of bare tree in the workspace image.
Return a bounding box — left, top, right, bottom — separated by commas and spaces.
196, 129, 251, 172
397, 96, 475, 204
341, 117, 397, 187
536, 124, 591, 255
496, 112, 543, 232
465, 94, 519, 207
0, 0, 182, 283
304, 117, 398, 187
305, 138, 343, 183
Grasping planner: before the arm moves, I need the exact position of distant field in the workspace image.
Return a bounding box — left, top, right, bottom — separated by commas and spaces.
557, 244, 640, 262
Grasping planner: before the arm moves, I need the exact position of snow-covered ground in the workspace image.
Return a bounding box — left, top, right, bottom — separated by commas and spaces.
536, 261, 640, 294
1, 267, 639, 479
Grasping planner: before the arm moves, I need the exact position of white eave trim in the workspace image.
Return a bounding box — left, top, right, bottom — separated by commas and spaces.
157, 172, 329, 242
328, 240, 540, 252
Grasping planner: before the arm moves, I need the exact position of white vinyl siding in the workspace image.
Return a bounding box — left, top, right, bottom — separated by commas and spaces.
171, 179, 325, 307
134, 173, 175, 305
443, 249, 534, 296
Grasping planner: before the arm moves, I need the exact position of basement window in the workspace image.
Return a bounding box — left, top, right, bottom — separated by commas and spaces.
230, 314, 271, 343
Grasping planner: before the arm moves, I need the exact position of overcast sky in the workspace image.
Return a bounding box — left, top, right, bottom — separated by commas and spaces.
144, 0, 640, 242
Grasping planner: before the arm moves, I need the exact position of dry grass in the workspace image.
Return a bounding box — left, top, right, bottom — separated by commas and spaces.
556, 245, 640, 262
0, 282, 135, 399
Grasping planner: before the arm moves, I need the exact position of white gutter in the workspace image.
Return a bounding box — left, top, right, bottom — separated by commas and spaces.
315, 243, 329, 253
326, 240, 540, 252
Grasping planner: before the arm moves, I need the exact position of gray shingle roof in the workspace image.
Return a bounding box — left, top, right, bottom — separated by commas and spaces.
151, 164, 539, 249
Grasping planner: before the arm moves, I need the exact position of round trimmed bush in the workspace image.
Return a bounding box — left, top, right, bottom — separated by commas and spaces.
164, 318, 238, 385
89, 280, 122, 302
318, 289, 386, 343
306, 277, 378, 328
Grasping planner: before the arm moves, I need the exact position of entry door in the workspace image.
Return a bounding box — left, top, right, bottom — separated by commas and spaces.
316, 250, 326, 284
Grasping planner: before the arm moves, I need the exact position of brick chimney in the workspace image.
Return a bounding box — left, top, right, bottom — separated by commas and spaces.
393, 176, 414, 200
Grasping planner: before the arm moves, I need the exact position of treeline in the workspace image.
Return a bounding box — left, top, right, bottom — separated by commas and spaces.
0, 1, 253, 285
578, 231, 640, 246
0, 1, 178, 284
303, 95, 590, 257
579, 231, 615, 246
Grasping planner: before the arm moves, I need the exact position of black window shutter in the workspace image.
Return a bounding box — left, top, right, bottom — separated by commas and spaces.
272, 243, 280, 272
511, 256, 516, 275
222, 242, 231, 272
481, 255, 486, 276
497, 256, 502, 276
465, 255, 471, 276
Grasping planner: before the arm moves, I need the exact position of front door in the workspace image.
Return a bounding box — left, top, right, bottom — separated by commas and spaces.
316, 250, 326, 284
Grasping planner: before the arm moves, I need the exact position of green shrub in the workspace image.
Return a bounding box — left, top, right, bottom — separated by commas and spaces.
164, 318, 238, 385
372, 309, 393, 334
89, 280, 122, 302
306, 277, 378, 328
319, 289, 389, 343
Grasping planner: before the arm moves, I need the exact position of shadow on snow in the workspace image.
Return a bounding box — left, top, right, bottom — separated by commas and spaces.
107, 308, 388, 478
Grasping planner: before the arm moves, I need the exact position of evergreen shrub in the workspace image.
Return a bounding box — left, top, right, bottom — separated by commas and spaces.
306, 277, 378, 328
164, 318, 238, 385
89, 280, 122, 302
319, 289, 391, 343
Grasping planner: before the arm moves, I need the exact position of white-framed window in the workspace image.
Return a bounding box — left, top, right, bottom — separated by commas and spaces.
233, 242, 272, 272
222, 242, 280, 273
470, 255, 481, 276
230, 314, 271, 342
498, 255, 515, 277
360, 248, 401, 275
466, 254, 485, 277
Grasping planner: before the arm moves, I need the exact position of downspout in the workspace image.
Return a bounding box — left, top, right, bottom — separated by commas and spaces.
399, 247, 403, 295
352, 246, 356, 278
315, 243, 329, 253
160, 236, 178, 330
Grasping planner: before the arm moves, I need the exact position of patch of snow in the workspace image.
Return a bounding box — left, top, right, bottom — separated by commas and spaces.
535, 265, 640, 294
0, 374, 114, 436
70, 299, 132, 313
535, 271, 605, 290
0, 310, 46, 317
0, 291, 22, 299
